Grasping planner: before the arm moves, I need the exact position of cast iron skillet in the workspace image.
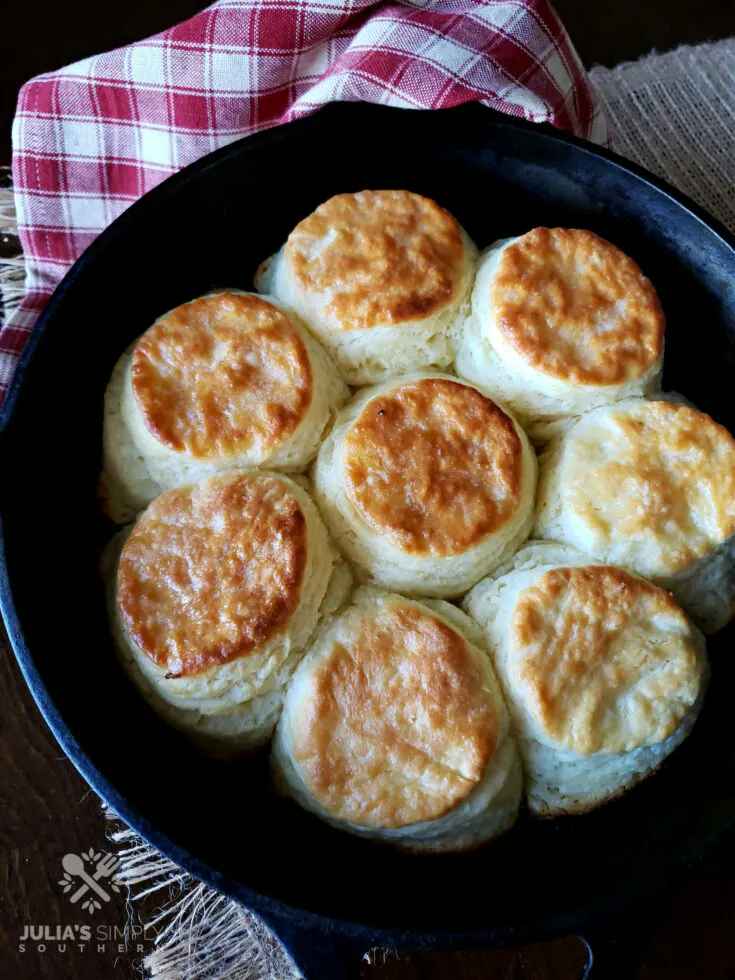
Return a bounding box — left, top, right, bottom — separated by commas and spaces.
2, 103, 735, 980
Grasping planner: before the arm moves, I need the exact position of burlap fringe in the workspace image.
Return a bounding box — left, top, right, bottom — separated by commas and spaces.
105, 810, 301, 980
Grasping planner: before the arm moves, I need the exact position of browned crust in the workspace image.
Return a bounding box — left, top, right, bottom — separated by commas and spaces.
284, 190, 467, 330
343, 379, 523, 556
564, 399, 735, 573
492, 228, 665, 385
291, 600, 498, 829
131, 293, 312, 458
510, 565, 700, 755
117, 473, 307, 677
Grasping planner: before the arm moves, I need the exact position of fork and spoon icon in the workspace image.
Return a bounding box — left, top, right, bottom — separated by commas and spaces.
62, 852, 120, 904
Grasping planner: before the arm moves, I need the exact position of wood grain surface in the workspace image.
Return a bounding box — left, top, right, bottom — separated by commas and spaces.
2, 3, 735, 978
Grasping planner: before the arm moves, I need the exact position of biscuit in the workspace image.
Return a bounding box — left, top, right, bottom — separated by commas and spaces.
105, 471, 352, 749
257, 191, 478, 384
454, 229, 664, 440
273, 588, 521, 849
464, 543, 708, 815
313, 374, 536, 597
101, 291, 347, 523
534, 396, 735, 632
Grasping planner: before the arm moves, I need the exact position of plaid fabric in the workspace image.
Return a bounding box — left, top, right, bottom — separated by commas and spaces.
5, 0, 607, 402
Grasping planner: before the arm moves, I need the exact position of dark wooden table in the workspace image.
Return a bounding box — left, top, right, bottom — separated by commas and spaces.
2, 4, 735, 978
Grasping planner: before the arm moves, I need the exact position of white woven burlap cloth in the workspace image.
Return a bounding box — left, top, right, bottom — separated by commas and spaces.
1, 35, 734, 980
590, 38, 735, 232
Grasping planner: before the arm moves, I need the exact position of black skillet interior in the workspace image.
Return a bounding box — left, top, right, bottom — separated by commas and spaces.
2, 103, 735, 965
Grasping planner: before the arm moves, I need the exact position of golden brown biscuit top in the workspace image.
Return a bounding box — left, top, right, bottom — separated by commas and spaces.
509, 566, 701, 754
131, 293, 312, 459
342, 379, 523, 557
117, 473, 306, 678
291, 599, 497, 828
562, 400, 735, 575
491, 228, 664, 385
284, 191, 467, 331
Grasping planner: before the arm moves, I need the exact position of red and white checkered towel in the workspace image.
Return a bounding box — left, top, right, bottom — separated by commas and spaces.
4, 0, 607, 402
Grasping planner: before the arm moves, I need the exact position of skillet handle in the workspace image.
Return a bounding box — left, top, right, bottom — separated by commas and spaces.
578, 918, 652, 979
259, 910, 368, 979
